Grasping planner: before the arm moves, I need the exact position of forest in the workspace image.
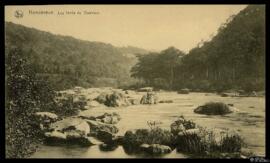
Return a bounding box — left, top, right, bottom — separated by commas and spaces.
5, 22, 148, 90
131, 5, 265, 92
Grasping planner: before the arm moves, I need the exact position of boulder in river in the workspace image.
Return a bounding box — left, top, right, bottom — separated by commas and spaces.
194, 102, 235, 115
96, 130, 114, 144
87, 100, 101, 107
145, 144, 172, 155
96, 112, 121, 124
99, 143, 118, 151
95, 91, 130, 107
85, 119, 119, 135
128, 98, 140, 105
140, 92, 158, 104
44, 117, 97, 146
49, 117, 90, 136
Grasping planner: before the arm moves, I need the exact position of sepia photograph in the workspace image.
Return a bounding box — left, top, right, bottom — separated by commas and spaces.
4, 4, 266, 159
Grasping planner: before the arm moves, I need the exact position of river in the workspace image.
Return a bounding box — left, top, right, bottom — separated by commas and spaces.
30, 91, 265, 158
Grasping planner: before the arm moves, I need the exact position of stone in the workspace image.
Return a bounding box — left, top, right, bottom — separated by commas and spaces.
128, 98, 140, 105
194, 102, 234, 115
96, 130, 114, 143
140, 143, 150, 151
49, 117, 90, 136
95, 92, 108, 104
87, 136, 103, 145
87, 100, 100, 107
85, 119, 119, 134
95, 91, 130, 107
45, 130, 67, 140
112, 135, 124, 145
146, 144, 172, 154
99, 144, 118, 151
140, 92, 158, 104
96, 112, 121, 124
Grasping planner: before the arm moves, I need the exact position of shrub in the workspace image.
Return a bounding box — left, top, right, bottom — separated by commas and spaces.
175, 127, 246, 158
122, 122, 174, 154
55, 97, 79, 117
170, 115, 196, 135
219, 133, 245, 153
5, 47, 56, 158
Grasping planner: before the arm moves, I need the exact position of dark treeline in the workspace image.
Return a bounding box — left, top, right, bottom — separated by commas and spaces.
131, 5, 265, 92
5, 22, 149, 90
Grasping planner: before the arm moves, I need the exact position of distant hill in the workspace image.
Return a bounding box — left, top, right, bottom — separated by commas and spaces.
5, 22, 139, 90
117, 46, 150, 58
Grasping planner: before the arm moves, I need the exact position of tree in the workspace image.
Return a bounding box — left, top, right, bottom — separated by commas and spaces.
5, 46, 56, 158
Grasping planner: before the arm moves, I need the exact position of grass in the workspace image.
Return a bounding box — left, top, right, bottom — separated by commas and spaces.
175, 126, 247, 158
122, 121, 174, 154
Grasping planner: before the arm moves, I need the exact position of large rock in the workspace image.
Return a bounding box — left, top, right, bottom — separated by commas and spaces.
87, 100, 101, 107
140, 92, 158, 104
44, 118, 95, 146
140, 144, 172, 154
95, 92, 108, 104
128, 98, 140, 105
96, 130, 114, 143
96, 112, 121, 124
49, 117, 90, 136
85, 119, 119, 134
194, 102, 235, 115
95, 91, 130, 107
45, 130, 67, 140
148, 144, 172, 154
99, 143, 118, 151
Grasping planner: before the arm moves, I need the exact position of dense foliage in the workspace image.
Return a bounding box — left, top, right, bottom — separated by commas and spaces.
5, 22, 141, 90
131, 47, 185, 89
131, 5, 265, 92
5, 46, 57, 158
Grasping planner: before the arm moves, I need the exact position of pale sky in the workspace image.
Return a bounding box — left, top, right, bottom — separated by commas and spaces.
5, 5, 247, 52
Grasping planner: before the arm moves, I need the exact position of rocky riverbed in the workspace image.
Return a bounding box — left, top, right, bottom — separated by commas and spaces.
31, 87, 265, 158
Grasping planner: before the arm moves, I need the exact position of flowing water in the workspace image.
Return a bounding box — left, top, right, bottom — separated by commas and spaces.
31, 92, 265, 158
